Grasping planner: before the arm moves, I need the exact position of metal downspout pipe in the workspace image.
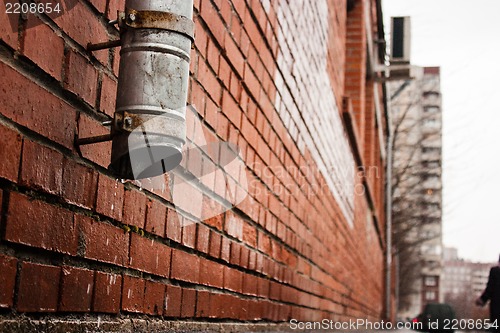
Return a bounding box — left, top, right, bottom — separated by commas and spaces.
109, 0, 194, 180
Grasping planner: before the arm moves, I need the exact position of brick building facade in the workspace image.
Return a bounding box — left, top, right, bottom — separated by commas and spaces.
0, 0, 390, 330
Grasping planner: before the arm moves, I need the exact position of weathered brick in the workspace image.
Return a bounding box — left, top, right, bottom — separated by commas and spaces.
181, 222, 197, 249
166, 207, 181, 242
196, 290, 211, 318
144, 280, 165, 316
54, 1, 108, 63
96, 173, 124, 221
5, 192, 77, 255
77, 115, 112, 168
199, 258, 223, 288
17, 262, 61, 312
60, 266, 94, 312
65, 51, 98, 106
220, 236, 231, 262
0, 124, 22, 182
123, 189, 147, 229
164, 284, 182, 317
0, 62, 76, 148
100, 74, 117, 117
145, 199, 166, 237
0, 1, 18, 49
129, 233, 171, 277
62, 158, 98, 209
20, 140, 64, 195
223, 266, 242, 293
208, 230, 222, 258
121, 275, 145, 313
23, 17, 64, 80
0, 255, 17, 309
170, 249, 200, 283
180, 288, 196, 318
76, 214, 128, 266
196, 223, 210, 253
93, 272, 122, 313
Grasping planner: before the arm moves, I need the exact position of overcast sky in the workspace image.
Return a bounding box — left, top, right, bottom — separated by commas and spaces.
383, 0, 500, 263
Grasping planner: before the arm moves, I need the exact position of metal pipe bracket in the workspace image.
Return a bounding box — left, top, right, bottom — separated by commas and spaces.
119, 8, 195, 42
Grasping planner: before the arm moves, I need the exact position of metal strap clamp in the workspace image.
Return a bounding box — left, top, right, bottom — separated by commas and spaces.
119, 8, 195, 42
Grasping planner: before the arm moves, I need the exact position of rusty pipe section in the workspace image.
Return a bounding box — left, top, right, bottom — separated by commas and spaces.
109, 0, 194, 180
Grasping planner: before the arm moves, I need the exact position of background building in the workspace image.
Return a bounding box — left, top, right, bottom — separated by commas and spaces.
441, 247, 493, 320
390, 66, 444, 318
0, 0, 391, 331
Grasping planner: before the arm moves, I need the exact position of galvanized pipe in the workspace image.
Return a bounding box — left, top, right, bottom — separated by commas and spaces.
109, 0, 194, 180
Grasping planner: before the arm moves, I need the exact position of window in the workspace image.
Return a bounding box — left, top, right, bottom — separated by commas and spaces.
424, 106, 440, 113
423, 118, 439, 126
425, 276, 437, 286
425, 291, 437, 300
423, 161, 440, 169
422, 147, 440, 153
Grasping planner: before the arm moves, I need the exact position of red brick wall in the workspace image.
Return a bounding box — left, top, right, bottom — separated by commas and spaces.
0, 0, 387, 326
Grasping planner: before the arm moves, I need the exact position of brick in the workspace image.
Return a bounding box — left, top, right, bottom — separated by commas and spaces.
64, 51, 98, 106
20, 140, 64, 195
230, 241, 241, 266
200, 0, 226, 47
129, 233, 171, 277
0, 62, 76, 148
257, 277, 270, 298
96, 173, 124, 221
224, 212, 244, 240
5, 192, 77, 255
222, 90, 242, 127
242, 273, 258, 296
100, 74, 117, 117
199, 258, 223, 288
62, 158, 98, 209
144, 280, 165, 316
17, 262, 61, 312
223, 266, 242, 293
257, 231, 271, 254
220, 236, 231, 262
181, 222, 196, 249
269, 281, 281, 301
0, 124, 22, 182
60, 266, 94, 312
23, 17, 64, 80
208, 230, 221, 258
88, 0, 106, 13
242, 222, 257, 247
145, 199, 166, 237
196, 290, 211, 318
123, 189, 147, 229
196, 223, 210, 253
170, 249, 200, 283
121, 275, 145, 313
0, 1, 18, 49
164, 284, 182, 317
165, 207, 181, 242
240, 246, 250, 269
54, 1, 108, 63
107, 0, 125, 20
224, 34, 245, 77
77, 115, 112, 168
76, 214, 128, 266
180, 288, 196, 318
0, 255, 17, 309
93, 272, 122, 313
